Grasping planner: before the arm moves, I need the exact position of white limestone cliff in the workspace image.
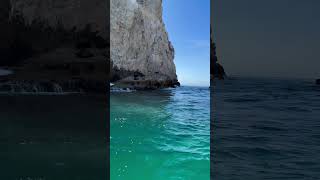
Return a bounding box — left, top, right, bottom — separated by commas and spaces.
111, 0, 178, 88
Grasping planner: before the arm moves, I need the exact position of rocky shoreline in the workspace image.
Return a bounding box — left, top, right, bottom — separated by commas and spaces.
111, 79, 180, 91
110, 61, 179, 90
0, 46, 108, 94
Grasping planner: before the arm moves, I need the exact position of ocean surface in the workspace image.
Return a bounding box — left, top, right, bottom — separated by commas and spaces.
212, 77, 320, 179
111, 86, 210, 179
0, 95, 108, 179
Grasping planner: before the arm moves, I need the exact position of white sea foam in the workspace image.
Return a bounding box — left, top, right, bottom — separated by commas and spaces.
0, 68, 13, 76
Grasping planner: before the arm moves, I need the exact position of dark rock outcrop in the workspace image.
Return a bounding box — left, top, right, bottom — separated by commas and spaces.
0, 0, 108, 94
211, 27, 226, 80
316, 79, 320, 85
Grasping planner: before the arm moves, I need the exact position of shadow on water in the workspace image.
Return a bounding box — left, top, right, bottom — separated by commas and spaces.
0, 94, 108, 180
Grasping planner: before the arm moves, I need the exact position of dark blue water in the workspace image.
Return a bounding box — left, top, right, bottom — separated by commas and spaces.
0, 95, 108, 179
212, 78, 320, 179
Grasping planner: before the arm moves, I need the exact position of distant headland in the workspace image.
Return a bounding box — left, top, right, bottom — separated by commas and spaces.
211, 28, 226, 80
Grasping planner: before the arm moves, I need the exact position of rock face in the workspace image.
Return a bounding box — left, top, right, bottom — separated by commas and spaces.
10, 0, 107, 37
211, 28, 226, 80
111, 0, 179, 89
0, 0, 108, 94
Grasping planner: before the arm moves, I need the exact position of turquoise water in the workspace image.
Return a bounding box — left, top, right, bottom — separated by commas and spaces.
111, 87, 210, 179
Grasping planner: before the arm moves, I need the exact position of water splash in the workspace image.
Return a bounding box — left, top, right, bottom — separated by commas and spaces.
0, 81, 82, 95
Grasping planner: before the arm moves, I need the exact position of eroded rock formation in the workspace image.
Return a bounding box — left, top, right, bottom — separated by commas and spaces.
111, 0, 179, 89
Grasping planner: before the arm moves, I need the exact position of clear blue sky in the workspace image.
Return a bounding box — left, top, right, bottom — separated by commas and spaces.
163, 0, 210, 87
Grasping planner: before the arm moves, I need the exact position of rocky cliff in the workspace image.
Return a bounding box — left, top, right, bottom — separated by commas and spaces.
211, 27, 225, 80
10, 0, 107, 37
111, 0, 179, 89
0, 0, 108, 94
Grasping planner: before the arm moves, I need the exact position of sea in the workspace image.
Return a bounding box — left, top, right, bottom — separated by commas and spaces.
211, 77, 320, 179
0, 95, 108, 179
2, 76, 318, 179
110, 86, 210, 180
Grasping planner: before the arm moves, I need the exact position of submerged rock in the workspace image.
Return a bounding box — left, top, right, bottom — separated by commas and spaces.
110, 0, 179, 89
316, 79, 320, 85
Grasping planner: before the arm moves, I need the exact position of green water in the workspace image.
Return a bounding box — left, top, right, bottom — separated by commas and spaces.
111, 87, 210, 179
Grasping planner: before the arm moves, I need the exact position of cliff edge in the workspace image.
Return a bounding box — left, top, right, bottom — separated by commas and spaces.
111, 0, 179, 89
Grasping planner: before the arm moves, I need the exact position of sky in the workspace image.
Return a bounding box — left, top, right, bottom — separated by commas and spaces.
163, 0, 210, 87
213, 0, 320, 79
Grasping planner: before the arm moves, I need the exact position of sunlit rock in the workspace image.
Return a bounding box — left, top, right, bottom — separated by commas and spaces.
111, 0, 179, 89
